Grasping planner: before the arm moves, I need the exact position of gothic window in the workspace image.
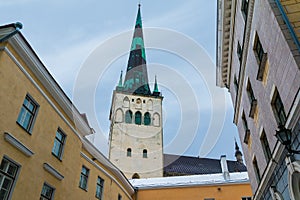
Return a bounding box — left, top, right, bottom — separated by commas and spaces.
127, 148, 132, 157
143, 149, 147, 158
115, 109, 123, 123
123, 97, 130, 108
147, 100, 153, 110
132, 173, 140, 179
125, 110, 133, 124
144, 112, 151, 126
153, 113, 160, 127
135, 111, 142, 125
136, 98, 142, 109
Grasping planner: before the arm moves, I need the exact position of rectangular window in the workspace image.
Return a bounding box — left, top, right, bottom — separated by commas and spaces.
242, 197, 251, 200
16, 94, 39, 133
260, 130, 272, 163
40, 183, 55, 200
118, 194, 122, 200
0, 157, 19, 200
79, 166, 89, 190
242, 111, 250, 144
253, 34, 268, 81
253, 156, 261, 183
254, 37, 263, 65
241, 0, 249, 20
271, 89, 286, 126
234, 75, 239, 92
95, 176, 104, 200
237, 42, 242, 63
246, 80, 257, 118
52, 129, 66, 160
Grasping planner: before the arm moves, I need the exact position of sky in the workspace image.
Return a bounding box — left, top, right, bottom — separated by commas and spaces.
0, 0, 243, 160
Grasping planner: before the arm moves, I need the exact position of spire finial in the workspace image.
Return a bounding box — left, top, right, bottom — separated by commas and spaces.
234, 138, 243, 164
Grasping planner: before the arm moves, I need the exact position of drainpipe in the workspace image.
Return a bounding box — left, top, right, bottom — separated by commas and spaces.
0, 22, 23, 42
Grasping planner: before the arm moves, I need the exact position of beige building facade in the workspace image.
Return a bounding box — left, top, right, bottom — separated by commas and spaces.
0, 23, 134, 200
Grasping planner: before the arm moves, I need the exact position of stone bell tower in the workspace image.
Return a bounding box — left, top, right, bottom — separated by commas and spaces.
108, 4, 163, 179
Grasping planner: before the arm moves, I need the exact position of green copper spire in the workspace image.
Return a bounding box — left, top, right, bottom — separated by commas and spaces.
122, 4, 151, 95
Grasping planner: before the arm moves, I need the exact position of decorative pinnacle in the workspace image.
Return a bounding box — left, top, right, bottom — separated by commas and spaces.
118, 70, 123, 87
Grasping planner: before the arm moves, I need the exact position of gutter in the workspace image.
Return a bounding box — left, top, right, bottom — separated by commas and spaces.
274, 0, 300, 52
0, 22, 22, 42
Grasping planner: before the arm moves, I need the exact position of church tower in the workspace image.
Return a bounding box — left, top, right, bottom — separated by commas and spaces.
108, 5, 163, 179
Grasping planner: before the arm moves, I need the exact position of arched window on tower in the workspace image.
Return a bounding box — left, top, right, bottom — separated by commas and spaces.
127, 148, 132, 157
135, 111, 141, 125
143, 149, 147, 158
125, 110, 133, 123
132, 173, 140, 179
144, 112, 151, 125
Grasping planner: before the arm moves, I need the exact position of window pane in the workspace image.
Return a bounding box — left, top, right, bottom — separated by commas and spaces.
0, 188, 8, 200
135, 112, 141, 125
2, 178, 12, 190
56, 132, 63, 141
0, 160, 8, 172
7, 164, 17, 177
41, 183, 54, 200
17, 95, 38, 132
125, 110, 132, 123
52, 140, 61, 157
144, 113, 151, 125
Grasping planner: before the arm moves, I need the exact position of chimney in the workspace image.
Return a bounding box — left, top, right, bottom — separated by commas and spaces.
220, 155, 230, 180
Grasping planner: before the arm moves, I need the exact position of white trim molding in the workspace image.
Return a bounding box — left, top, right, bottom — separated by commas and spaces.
43, 163, 64, 181
216, 0, 237, 88
4, 132, 34, 157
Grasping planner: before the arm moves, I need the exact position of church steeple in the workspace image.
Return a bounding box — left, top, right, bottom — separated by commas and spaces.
122, 4, 151, 96
235, 139, 243, 164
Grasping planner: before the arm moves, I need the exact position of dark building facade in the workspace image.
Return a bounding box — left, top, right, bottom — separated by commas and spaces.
217, 0, 300, 199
